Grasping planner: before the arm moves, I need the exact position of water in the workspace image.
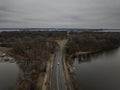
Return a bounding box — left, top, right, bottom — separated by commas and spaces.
100, 30, 120, 32
72, 48, 120, 90
0, 60, 42, 90
0, 62, 22, 90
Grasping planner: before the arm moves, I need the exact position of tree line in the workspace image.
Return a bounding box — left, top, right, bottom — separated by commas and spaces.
66, 32, 120, 55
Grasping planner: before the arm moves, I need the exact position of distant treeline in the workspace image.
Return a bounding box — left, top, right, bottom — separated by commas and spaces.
66, 32, 120, 55
0, 31, 67, 47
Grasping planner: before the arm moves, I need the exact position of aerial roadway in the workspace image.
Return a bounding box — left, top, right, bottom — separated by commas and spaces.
50, 41, 66, 90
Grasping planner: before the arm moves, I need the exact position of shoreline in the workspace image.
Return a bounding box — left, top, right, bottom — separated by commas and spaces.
66, 46, 120, 90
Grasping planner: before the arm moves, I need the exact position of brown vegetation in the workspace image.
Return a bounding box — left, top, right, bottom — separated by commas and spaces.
0, 31, 67, 90
0, 31, 67, 61
66, 32, 120, 55
65, 32, 120, 90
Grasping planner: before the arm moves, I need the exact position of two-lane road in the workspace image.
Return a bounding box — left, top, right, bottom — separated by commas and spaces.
50, 42, 66, 90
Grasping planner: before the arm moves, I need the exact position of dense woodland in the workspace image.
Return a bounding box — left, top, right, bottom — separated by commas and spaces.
0, 30, 67, 65
1, 31, 120, 62
66, 32, 120, 55
0, 31, 66, 47
0, 31, 67, 90
65, 32, 120, 90
1, 31, 120, 90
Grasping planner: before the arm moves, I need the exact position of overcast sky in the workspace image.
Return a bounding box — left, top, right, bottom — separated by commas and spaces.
0, 0, 120, 28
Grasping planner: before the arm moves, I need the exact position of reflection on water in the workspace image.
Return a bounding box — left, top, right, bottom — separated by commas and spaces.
0, 62, 22, 90
72, 48, 120, 90
0, 60, 43, 90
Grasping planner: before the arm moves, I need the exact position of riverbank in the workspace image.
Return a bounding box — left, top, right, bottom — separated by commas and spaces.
0, 46, 54, 90
0, 47, 25, 61
16, 54, 54, 90
66, 32, 120, 56
69, 47, 120, 90
65, 32, 120, 74
61, 40, 74, 90
65, 32, 120, 89
66, 46, 120, 90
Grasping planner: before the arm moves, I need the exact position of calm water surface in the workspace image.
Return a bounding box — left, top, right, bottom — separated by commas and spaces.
72, 48, 120, 90
0, 61, 41, 90
0, 62, 22, 90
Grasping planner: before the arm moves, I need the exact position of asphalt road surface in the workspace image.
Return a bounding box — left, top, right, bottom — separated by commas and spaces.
50, 42, 66, 90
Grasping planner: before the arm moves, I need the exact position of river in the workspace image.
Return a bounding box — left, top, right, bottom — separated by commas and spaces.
72, 47, 120, 90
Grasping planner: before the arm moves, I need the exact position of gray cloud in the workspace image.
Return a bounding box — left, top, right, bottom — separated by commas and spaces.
0, 0, 120, 28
